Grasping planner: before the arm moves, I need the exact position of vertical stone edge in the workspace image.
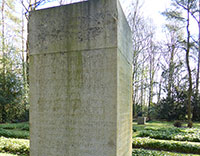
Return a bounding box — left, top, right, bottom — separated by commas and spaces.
117, 0, 133, 156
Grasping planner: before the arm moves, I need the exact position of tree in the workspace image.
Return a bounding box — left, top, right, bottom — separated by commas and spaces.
188, 0, 200, 121
128, 0, 162, 118
128, 0, 145, 117
147, 34, 159, 120
185, 0, 193, 127
161, 21, 185, 95
1, 0, 6, 122
0, 0, 27, 122
163, 0, 198, 127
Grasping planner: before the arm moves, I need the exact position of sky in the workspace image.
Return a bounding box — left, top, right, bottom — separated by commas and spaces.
142, 0, 170, 38
142, 0, 169, 23
140, 0, 198, 39
119, 0, 170, 39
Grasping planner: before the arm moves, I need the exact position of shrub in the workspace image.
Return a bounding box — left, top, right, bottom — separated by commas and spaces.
0, 153, 17, 156
0, 122, 29, 131
154, 91, 187, 121
0, 123, 29, 139
0, 64, 28, 123
0, 128, 29, 139
133, 127, 137, 132
174, 121, 182, 127
137, 127, 200, 142
0, 137, 29, 155
188, 121, 193, 128
132, 137, 200, 154
132, 149, 199, 156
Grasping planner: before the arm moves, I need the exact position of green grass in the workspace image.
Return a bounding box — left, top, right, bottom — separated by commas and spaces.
133, 121, 173, 137
132, 149, 200, 156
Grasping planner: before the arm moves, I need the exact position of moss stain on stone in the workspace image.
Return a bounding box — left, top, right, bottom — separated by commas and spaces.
66, 51, 83, 115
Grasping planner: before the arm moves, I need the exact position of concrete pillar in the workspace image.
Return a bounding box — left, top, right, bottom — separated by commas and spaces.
29, 0, 132, 156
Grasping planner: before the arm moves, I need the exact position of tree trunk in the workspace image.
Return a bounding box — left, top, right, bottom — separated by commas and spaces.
140, 54, 145, 114
186, 3, 193, 128
132, 65, 136, 118
193, 0, 200, 121
157, 77, 162, 103
168, 44, 175, 98
148, 49, 154, 120
22, 5, 26, 85
1, 0, 6, 123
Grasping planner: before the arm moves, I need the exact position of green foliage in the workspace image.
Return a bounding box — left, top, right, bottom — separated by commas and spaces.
0, 122, 29, 131
0, 123, 29, 139
155, 90, 200, 121
132, 137, 200, 154
0, 0, 29, 123
0, 54, 28, 123
137, 127, 200, 142
0, 129, 29, 139
133, 121, 200, 155
155, 90, 187, 121
192, 96, 200, 121
0, 137, 29, 155
132, 149, 199, 156
173, 120, 182, 127
0, 153, 17, 156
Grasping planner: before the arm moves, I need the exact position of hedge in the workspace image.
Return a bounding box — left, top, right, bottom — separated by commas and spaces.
137, 127, 200, 142
132, 137, 200, 154
0, 137, 29, 155
0, 129, 29, 139
132, 148, 199, 156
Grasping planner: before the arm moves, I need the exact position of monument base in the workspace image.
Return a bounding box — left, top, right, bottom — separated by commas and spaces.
137, 117, 146, 125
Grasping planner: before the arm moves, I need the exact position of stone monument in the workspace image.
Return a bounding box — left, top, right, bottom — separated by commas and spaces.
29, 0, 133, 155
137, 117, 147, 125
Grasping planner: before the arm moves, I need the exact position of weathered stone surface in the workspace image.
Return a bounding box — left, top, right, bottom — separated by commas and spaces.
137, 117, 147, 125
29, 0, 132, 156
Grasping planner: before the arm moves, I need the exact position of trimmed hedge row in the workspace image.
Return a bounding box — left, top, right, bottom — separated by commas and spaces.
132, 149, 199, 156
137, 128, 200, 142
0, 137, 29, 155
132, 137, 200, 154
0, 123, 29, 131
0, 129, 29, 139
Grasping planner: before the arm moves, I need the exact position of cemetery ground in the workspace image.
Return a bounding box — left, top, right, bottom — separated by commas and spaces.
132, 121, 200, 155
0, 121, 199, 155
